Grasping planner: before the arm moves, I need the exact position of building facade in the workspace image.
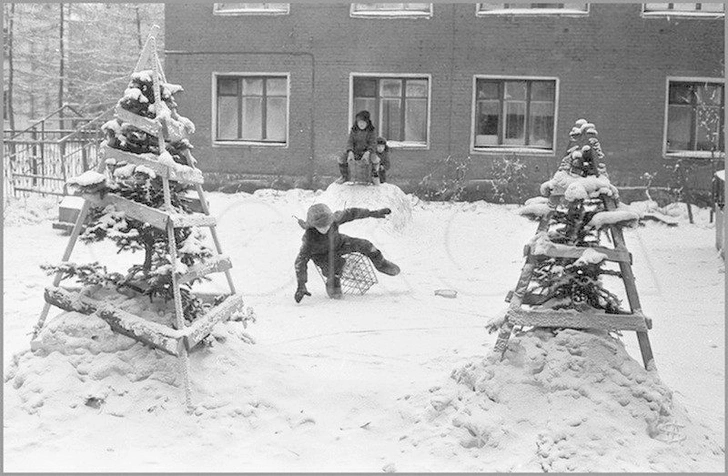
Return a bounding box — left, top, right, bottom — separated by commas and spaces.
165, 3, 725, 200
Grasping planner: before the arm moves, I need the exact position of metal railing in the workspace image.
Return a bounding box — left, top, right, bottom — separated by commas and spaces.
4, 104, 114, 199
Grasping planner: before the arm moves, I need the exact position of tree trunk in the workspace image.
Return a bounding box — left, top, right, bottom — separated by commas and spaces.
5, 3, 16, 130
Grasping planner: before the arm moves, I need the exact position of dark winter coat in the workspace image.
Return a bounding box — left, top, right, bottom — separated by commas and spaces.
346, 128, 377, 160
376, 147, 391, 171
295, 208, 377, 284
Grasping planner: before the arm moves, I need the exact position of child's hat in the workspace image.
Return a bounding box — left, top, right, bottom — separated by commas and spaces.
355, 110, 371, 122
376, 136, 387, 145
304, 203, 334, 228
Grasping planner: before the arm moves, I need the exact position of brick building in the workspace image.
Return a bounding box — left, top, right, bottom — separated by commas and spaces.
165, 3, 725, 200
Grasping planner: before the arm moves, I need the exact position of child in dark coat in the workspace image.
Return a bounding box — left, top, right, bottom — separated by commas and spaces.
337, 110, 378, 183
374, 137, 391, 183
294, 203, 400, 302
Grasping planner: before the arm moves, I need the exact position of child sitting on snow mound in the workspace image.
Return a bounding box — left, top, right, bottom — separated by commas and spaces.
337, 110, 381, 184
294, 203, 400, 302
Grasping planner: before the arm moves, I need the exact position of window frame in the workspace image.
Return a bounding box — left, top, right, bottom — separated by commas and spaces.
211, 72, 290, 147
349, 73, 432, 150
470, 75, 560, 156
476, 3, 589, 16
213, 3, 290, 16
662, 76, 725, 159
642, 3, 724, 18
350, 3, 433, 19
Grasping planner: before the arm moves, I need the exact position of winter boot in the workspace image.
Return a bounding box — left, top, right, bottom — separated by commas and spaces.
335, 162, 349, 184
372, 174, 381, 185
326, 275, 343, 299
370, 251, 400, 276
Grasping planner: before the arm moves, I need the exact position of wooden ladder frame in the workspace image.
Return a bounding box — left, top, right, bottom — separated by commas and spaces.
33, 27, 242, 410
493, 194, 655, 370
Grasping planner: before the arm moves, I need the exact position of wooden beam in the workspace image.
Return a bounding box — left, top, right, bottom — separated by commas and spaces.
87, 193, 170, 230
103, 145, 204, 185
507, 308, 649, 332
178, 255, 232, 285
96, 304, 184, 357
115, 105, 161, 135
526, 241, 632, 264
44, 286, 99, 315
183, 294, 245, 350
169, 212, 217, 228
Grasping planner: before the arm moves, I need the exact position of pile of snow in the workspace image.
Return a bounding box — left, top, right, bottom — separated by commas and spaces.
317, 182, 413, 233
398, 328, 723, 472
517, 196, 551, 218
540, 171, 619, 201
3, 195, 61, 226
6, 289, 255, 418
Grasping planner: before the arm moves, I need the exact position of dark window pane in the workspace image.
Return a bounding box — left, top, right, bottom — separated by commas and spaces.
477, 80, 499, 100
475, 100, 500, 146
669, 83, 694, 105
504, 101, 526, 144
404, 98, 427, 142
666, 104, 691, 151
218, 77, 238, 96
354, 78, 377, 97
531, 81, 555, 101
381, 98, 402, 141
242, 97, 263, 140
217, 96, 238, 139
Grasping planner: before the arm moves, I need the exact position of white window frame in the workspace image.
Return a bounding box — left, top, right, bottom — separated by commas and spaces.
349, 73, 432, 149
662, 76, 725, 159
642, 3, 724, 18
470, 75, 560, 156
476, 3, 589, 16
211, 72, 290, 147
350, 3, 433, 18
213, 3, 290, 16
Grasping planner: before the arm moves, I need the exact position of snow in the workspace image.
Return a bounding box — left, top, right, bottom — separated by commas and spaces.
573, 247, 608, 266
66, 170, 107, 187
3, 189, 724, 472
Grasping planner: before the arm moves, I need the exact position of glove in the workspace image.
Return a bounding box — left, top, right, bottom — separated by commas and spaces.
294, 283, 311, 303
362, 151, 371, 161
347, 151, 355, 162
371, 208, 391, 218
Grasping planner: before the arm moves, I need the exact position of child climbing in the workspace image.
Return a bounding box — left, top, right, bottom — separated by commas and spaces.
294, 203, 400, 302
374, 137, 391, 183
337, 110, 378, 184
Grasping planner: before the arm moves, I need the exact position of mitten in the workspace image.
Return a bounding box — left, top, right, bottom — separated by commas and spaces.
347, 151, 355, 162
371, 208, 391, 218
294, 283, 311, 303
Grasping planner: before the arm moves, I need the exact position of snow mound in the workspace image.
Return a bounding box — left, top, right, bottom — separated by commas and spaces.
517, 196, 551, 219
588, 203, 641, 229
6, 292, 256, 418
398, 329, 723, 472
318, 182, 413, 233
3, 195, 60, 226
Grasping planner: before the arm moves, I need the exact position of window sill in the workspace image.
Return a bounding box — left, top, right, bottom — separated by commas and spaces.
350, 12, 432, 19
471, 146, 555, 156
213, 141, 288, 148
642, 12, 724, 19
213, 10, 289, 16
477, 9, 588, 17
664, 151, 726, 159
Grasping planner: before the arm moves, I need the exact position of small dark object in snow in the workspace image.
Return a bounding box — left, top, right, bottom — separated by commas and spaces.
85, 397, 104, 409
435, 289, 457, 299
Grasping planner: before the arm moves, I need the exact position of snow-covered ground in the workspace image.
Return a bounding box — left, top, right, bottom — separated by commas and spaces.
3, 189, 725, 472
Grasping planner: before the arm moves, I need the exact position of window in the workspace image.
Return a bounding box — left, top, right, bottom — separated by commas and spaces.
665, 80, 724, 157
213, 3, 289, 15
352, 75, 430, 146
477, 3, 588, 15
351, 3, 432, 17
643, 3, 724, 17
473, 78, 556, 151
215, 75, 288, 144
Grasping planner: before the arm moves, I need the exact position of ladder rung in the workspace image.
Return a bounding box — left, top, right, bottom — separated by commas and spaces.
103, 145, 204, 185
114, 105, 162, 135
177, 255, 232, 284
182, 294, 245, 350
507, 307, 649, 332
89, 193, 170, 230
170, 213, 217, 228
96, 304, 185, 357
526, 242, 632, 264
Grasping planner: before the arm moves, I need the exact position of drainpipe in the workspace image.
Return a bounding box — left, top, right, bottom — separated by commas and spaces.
165, 50, 317, 189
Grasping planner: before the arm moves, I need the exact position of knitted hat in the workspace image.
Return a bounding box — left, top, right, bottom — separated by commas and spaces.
355, 110, 371, 122
306, 203, 334, 228
376, 136, 387, 145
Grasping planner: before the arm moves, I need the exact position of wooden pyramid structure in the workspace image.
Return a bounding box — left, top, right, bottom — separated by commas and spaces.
33, 27, 243, 408
489, 120, 655, 370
